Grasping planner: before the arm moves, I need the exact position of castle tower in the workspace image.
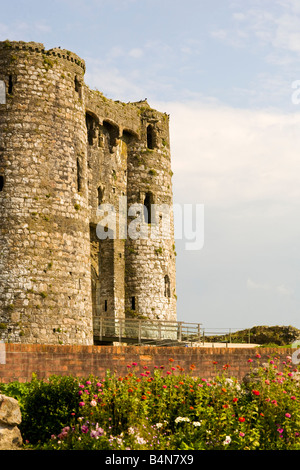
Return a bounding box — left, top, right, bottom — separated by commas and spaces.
125, 102, 177, 323
0, 41, 93, 344
0, 41, 177, 345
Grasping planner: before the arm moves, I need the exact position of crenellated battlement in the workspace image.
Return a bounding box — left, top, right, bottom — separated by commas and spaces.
0, 40, 85, 71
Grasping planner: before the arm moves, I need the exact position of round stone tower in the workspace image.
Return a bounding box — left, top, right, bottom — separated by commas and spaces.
125, 102, 177, 323
0, 41, 93, 344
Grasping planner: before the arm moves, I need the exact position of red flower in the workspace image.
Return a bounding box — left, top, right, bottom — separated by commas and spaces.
252, 390, 260, 396
238, 417, 245, 422
232, 397, 238, 403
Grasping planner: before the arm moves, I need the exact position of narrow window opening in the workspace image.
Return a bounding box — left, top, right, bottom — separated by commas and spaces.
8, 75, 13, 95
164, 275, 171, 298
86, 112, 97, 146
104, 300, 108, 312
147, 124, 155, 149
97, 186, 103, 206
144, 191, 154, 224
0, 175, 4, 192
74, 75, 82, 98
77, 158, 82, 192
103, 120, 119, 153
131, 296, 136, 311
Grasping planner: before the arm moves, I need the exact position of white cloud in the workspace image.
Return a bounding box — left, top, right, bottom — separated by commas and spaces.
247, 278, 271, 291
129, 48, 143, 59
155, 100, 300, 209
247, 279, 294, 297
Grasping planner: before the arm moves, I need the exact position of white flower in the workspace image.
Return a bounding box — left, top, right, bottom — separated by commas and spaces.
175, 416, 190, 423
223, 436, 231, 445
193, 421, 202, 427
155, 423, 163, 428
136, 436, 147, 445
90, 400, 97, 407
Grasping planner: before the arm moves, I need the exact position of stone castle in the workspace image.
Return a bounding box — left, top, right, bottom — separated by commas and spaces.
0, 40, 177, 345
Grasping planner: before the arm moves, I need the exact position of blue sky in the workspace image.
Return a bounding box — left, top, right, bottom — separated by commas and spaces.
2, 0, 300, 331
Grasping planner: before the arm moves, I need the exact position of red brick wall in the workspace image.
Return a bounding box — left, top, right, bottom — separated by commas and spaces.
0, 343, 295, 383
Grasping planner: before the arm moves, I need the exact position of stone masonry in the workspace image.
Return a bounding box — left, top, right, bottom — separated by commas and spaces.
0, 41, 177, 345
0, 394, 23, 449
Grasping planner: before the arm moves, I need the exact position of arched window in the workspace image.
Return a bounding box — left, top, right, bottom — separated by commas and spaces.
164, 275, 171, 298
147, 124, 155, 149
86, 112, 97, 146
103, 120, 119, 153
74, 75, 82, 99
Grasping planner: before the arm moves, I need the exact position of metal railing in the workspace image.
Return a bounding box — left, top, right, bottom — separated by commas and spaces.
93, 317, 254, 346
93, 316, 202, 344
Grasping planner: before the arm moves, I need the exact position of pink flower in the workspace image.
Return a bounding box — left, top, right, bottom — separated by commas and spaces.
248, 359, 253, 363
166, 371, 171, 375
162, 385, 167, 389
285, 413, 291, 418
271, 400, 277, 406
265, 380, 270, 385
79, 401, 85, 407
239, 432, 245, 437
255, 354, 261, 358
86, 381, 91, 385
132, 362, 137, 366
171, 367, 176, 371
291, 396, 296, 400
96, 382, 102, 387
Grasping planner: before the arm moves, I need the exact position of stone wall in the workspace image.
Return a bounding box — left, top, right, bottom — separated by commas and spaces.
0, 40, 177, 345
0, 343, 295, 384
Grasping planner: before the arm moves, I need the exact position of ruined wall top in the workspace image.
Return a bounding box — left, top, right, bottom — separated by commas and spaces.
0, 40, 86, 71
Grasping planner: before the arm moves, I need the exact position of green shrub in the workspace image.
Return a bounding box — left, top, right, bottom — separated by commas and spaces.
12, 375, 81, 444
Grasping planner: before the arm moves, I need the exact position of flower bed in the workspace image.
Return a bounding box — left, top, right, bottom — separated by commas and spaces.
1, 354, 300, 450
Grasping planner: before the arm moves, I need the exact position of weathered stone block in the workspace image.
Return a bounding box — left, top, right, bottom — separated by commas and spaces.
0, 395, 23, 450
